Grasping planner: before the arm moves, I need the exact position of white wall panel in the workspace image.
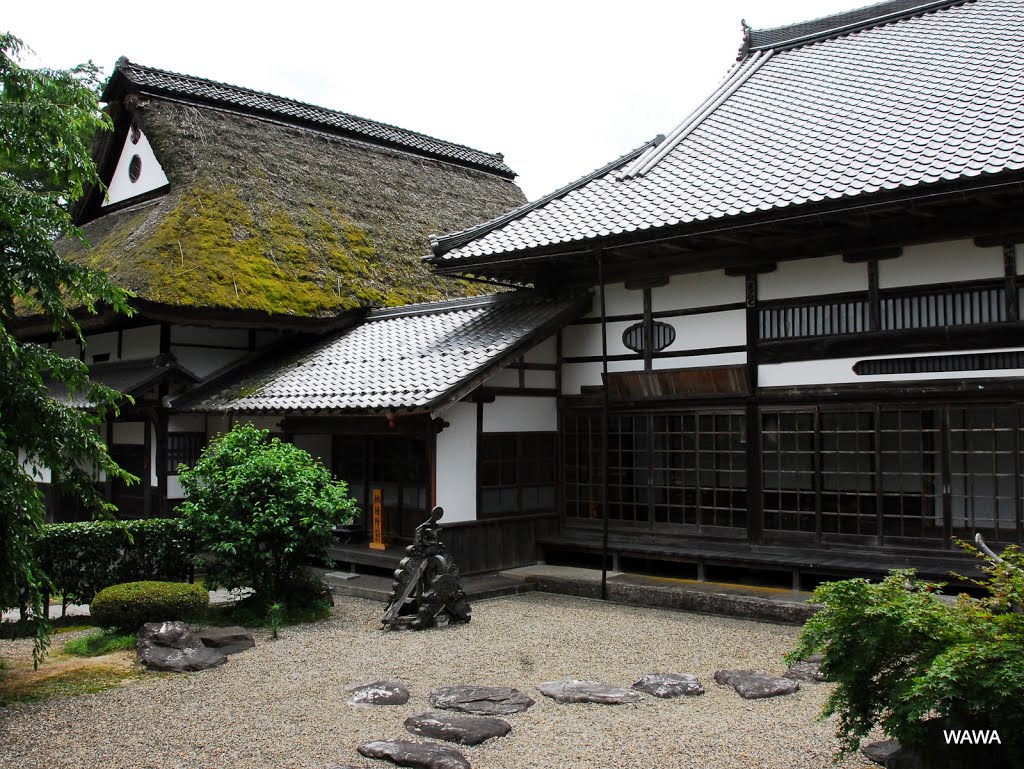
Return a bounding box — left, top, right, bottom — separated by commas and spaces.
584, 282, 641, 318
664, 309, 746, 351
122, 325, 161, 360
19, 449, 51, 484
652, 352, 747, 370
51, 339, 80, 359
486, 368, 520, 388
483, 396, 557, 433
879, 240, 1003, 289
104, 129, 169, 206
651, 270, 744, 312
563, 321, 634, 358
168, 414, 205, 432
523, 335, 557, 364
112, 422, 145, 445
85, 331, 118, 362
759, 347, 1024, 387
435, 401, 477, 523
524, 370, 556, 389
167, 475, 184, 499
759, 254, 867, 300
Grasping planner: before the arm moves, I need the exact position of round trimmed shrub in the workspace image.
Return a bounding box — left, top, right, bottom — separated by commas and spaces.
90, 581, 208, 631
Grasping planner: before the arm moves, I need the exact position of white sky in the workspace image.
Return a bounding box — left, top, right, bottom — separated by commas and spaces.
8, 0, 863, 201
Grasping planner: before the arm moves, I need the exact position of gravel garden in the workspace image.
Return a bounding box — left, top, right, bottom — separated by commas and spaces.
0, 592, 875, 769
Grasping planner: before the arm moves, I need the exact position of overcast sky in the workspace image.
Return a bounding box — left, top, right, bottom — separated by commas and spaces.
8, 1, 864, 200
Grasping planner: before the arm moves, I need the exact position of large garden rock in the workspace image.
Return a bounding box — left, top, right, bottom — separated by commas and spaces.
357, 739, 470, 769
346, 679, 410, 706
405, 711, 512, 745
632, 672, 705, 698
197, 626, 255, 655
137, 621, 227, 672
428, 685, 534, 715
714, 669, 799, 699
862, 740, 903, 766
538, 679, 642, 704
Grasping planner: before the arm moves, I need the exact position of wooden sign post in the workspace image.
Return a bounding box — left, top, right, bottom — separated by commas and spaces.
369, 488, 386, 550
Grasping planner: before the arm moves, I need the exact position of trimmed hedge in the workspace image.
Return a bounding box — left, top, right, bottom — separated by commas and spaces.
37, 519, 194, 605
90, 581, 208, 631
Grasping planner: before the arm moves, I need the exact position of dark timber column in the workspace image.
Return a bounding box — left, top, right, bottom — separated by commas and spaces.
745, 271, 763, 545
597, 249, 611, 600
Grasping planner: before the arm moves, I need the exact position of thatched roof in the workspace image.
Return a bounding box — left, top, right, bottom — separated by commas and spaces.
63, 59, 526, 318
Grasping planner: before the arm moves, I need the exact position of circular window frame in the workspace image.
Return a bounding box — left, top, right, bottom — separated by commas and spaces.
128, 154, 142, 183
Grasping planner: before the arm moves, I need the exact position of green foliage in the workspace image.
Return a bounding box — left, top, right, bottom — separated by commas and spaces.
89, 580, 208, 632
789, 541, 1024, 756
266, 602, 284, 639
178, 423, 357, 601
207, 595, 332, 629
61, 629, 134, 657
0, 33, 134, 665
36, 518, 193, 605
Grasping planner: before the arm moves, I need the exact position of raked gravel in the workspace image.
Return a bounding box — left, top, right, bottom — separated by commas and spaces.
0, 592, 874, 769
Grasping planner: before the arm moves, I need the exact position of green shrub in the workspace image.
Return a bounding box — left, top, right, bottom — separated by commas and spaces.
178, 424, 357, 602
37, 519, 194, 605
89, 581, 208, 632
788, 540, 1024, 758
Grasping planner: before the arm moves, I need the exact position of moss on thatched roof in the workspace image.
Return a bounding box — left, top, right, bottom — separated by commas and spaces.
63, 90, 525, 318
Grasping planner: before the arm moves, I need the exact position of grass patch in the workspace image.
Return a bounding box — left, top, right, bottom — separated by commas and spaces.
0, 664, 144, 706
62, 630, 135, 658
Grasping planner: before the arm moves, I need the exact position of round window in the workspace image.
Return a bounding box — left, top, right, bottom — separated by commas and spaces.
128, 154, 142, 183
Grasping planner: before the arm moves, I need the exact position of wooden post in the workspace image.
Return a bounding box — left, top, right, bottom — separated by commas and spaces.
369, 488, 386, 550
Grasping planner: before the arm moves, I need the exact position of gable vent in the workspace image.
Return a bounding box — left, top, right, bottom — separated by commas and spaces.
623, 321, 676, 354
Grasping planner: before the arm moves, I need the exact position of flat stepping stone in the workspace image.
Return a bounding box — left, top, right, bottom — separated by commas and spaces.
861, 740, 903, 766
358, 739, 470, 769
714, 669, 800, 699
632, 672, 705, 698
785, 658, 826, 683
537, 679, 642, 704
428, 685, 534, 715
346, 679, 410, 706
405, 711, 512, 745
197, 626, 255, 655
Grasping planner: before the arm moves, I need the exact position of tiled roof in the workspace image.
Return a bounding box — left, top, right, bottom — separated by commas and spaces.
105, 58, 515, 178
429, 0, 1024, 264
178, 293, 587, 414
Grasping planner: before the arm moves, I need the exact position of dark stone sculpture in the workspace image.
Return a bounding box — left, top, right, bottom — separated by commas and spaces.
382, 506, 471, 630
137, 621, 228, 672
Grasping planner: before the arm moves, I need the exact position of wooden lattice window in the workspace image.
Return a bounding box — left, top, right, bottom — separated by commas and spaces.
167, 432, 206, 473
479, 433, 556, 516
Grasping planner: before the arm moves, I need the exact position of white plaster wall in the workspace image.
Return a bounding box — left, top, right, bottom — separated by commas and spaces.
206, 415, 230, 439
652, 351, 747, 370
523, 335, 557, 364
167, 475, 185, 499
112, 422, 145, 445
561, 359, 648, 395
583, 283, 642, 318
651, 269, 745, 312
19, 449, 51, 484
105, 129, 169, 206
486, 368, 521, 388
51, 339, 80, 359
122, 325, 161, 360
435, 401, 477, 523
759, 255, 867, 300
563, 320, 634, 358
879, 240, 1003, 289
171, 326, 249, 348
663, 309, 746, 351
150, 423, 158, 486
168, 414, 205, 432
293, 434, 331, 467
759, 346, 1024, 387
524, 370, 556, 389
172, 346, 248, 379
84, 331, 118, 362
483, 396, 557, 433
